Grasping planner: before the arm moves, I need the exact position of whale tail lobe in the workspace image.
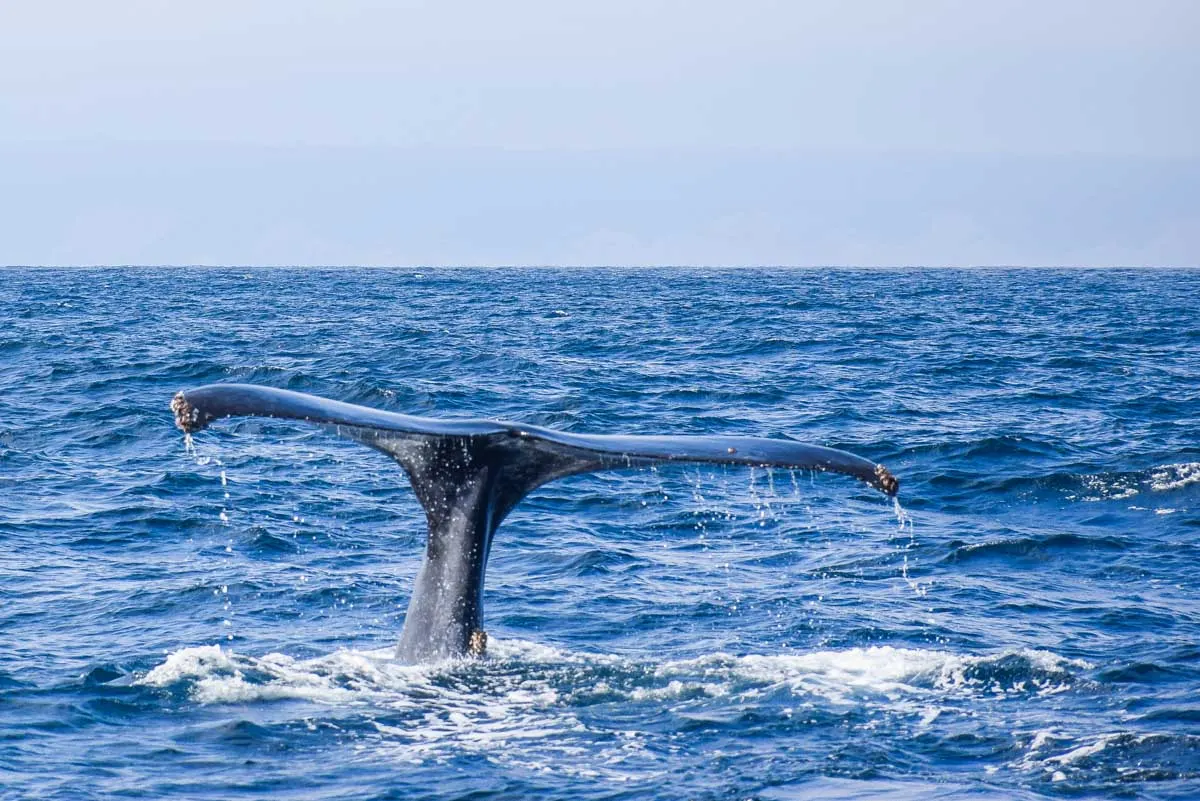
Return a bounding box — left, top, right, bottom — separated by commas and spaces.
172, 384, 897, 662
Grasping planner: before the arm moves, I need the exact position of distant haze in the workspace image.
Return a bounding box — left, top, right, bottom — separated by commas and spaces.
2, 1, 1197, 266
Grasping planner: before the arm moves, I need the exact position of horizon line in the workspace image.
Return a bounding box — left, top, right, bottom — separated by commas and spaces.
4, 264, 1199, 271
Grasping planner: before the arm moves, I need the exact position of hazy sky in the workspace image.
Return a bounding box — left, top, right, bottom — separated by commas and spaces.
2, 1, 1197, 265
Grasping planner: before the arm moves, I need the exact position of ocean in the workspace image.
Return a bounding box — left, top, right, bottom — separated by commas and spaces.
1, 267, 1197, 800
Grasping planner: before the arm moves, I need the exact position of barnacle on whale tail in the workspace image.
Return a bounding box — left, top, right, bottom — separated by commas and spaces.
171, 391, 205, 434
874, 463, 899, 497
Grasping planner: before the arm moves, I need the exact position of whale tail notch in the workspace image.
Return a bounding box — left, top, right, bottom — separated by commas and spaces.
172, 383, 897, 662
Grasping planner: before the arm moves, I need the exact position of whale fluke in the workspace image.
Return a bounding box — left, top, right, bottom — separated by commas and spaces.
172, 383, 898, 662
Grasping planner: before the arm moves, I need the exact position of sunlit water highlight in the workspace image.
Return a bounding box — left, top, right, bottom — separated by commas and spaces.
1, 267, 1198, 800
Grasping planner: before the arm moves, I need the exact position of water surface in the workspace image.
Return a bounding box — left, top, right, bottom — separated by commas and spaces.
1, 268, 1198, 799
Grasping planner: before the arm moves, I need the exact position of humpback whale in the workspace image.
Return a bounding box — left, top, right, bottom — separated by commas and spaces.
172, 383, 898, 663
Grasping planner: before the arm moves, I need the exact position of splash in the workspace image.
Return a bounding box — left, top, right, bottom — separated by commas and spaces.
893, 496, 912, 532
890, 497, 929, 596
136, 633, 1094, 772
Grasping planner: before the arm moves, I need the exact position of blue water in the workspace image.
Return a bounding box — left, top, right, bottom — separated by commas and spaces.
2, 268, 1198, 800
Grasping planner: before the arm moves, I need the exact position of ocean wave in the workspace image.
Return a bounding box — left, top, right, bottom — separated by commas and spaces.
1067, 461, 1200, 503
941, 532, 1127, 564
962, 461, 1200, 504
1016, 730, 1200, 786
1148, 462, 1200, 493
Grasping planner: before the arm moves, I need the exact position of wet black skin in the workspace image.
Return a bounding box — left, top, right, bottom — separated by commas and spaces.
172, 384, 898, 662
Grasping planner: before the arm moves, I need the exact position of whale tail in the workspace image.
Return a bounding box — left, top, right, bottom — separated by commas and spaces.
172, 383, 897, 662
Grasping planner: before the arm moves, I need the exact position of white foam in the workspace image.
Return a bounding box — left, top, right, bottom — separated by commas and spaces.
1149, 462, 1200, 492
139, 644, 407, 705
138, 642, 1089, 714
1026, 728, 1061, 751
137, 641, 638, 777
140, 641, 1089, 707
1075, 474, 1139, 502
662, 645, 1088, 704
1071, 462, 1200, 502
140, 644, 238, 685
1010, 729, 1184, 781
137, 640, 1090, 776
1045, 736, 1111, 765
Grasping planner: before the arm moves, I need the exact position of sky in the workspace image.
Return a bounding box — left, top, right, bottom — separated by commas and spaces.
1, 0, 1197, 266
